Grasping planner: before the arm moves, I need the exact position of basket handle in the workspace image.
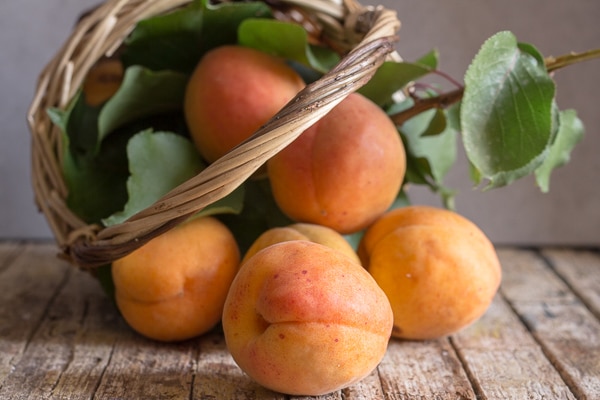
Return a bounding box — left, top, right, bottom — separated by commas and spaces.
34, 0, 402, 269
69, 34, 398, 268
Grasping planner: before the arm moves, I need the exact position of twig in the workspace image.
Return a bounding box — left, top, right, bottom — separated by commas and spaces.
389, 87, 463, 126
546, 48, 600, 73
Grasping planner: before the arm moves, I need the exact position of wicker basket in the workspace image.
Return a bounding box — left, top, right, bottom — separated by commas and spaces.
28, 0, 401, 269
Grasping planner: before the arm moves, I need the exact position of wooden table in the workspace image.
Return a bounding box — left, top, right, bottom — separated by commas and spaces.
1, 242, 599, 399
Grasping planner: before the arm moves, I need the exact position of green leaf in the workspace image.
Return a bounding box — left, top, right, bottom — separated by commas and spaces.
98, 66, 188, 141
461, 31, 556, 189
358, 60, 434, 107
397, 102, 458, 183
50, 66, 188, 162
47, 107, 68, 133
535, 109, 584, 192
420, 108, 447, 137
102, 130, 206, 226
415, 49, 439, 69
121, 1, 204, 73
49, 92, 103, 156
56, 92, 190, 224
121, 0, 272, 73
518, 42, 546, 66
61, 126, 131, 224
395, 100, 458, 208
238, 18, 340, 73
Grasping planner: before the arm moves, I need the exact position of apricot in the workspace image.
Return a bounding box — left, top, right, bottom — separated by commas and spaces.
112, 216, 240, 342
358, 205, 502, 340
184, 45, 305, 163
82, 58, 124, 106
241, 222, 360, 265
267, 92, 406, 234
222, 240, 393, 396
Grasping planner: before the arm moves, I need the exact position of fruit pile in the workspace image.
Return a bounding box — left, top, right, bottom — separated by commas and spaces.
49, 2, 511, 396
82, 43, 501, 396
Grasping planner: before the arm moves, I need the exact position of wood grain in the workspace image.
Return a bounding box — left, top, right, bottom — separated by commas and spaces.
377, 338, 475, 399
498, 248, 600, 399
452, 295, 576, 399
0, 241, 23, 274
541, 248, 600, 319
1, 243, 599, 399
194, 332, 284, 399
340, 368, 385, 400
0, 243, 69, 387
93, 332, 196, 399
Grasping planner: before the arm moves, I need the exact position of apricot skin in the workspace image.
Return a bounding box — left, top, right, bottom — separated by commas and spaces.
359, 205, 502, 340
222, 240, 393, 396
267, 92, 406, 234
112, 216, 240, 342
82, 58, 123, 106
184, 45, 305, 163
241, 222, 360, 265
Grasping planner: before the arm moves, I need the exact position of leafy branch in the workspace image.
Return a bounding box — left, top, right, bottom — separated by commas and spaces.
389, 47, 600, 126
380, 34, 598, 202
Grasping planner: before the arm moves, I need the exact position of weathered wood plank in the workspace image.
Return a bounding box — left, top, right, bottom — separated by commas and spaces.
498, 248, 600, 399
541, 248, 600, 319
193, 331, 382, 399
93, 330, 196, 399
340, 368, 385, 400
2, 245, 598, 399
0, 243, 69, 388
452, 294, 576, 399
0, 245, 121, 400
0, 241, 23, 273
292, 392, 342, 400
194, 331, 284, 399
376, 337, 475, 399
42, 268, 123, 399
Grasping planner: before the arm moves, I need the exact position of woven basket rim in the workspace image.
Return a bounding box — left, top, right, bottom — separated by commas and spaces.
28, 0, 401, 269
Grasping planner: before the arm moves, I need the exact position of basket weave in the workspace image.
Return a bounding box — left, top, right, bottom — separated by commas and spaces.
28, 0, 401, 269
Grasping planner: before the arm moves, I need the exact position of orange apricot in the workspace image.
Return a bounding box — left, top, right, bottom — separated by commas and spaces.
359, 205, 502, 340
267, 92, 406, 234
112, 216, 240, 342
242, 222, 360, 265
184, 45, 305, 163
222, 240, 393, 396
82, 58, 123, 106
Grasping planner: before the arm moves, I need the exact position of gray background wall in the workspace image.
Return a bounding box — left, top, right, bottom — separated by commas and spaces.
1, 0, 599, 246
